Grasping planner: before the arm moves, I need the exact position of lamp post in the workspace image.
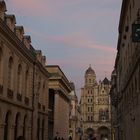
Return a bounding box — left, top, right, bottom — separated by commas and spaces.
76, 127, 83, 140
132, 9, 140, 42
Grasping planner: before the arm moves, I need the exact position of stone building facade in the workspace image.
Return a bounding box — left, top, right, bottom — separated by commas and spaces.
110, 0, 140, 140
0, 1, 49, 140
69, 83, 82, 140
46, 65, 72, 140
80, 66, 111, 140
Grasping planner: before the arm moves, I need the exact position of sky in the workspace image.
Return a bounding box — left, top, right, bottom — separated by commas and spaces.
6, 0, 122, 97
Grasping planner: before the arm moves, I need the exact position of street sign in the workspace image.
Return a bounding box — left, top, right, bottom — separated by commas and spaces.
132, 23, 140, 42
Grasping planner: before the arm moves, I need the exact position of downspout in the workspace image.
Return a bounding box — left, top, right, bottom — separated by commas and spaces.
31, 61, 35, 140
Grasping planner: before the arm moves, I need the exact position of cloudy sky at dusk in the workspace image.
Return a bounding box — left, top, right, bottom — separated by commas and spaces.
6, 0, 122, 96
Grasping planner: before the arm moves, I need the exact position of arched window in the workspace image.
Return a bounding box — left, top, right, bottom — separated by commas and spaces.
88, 116, 90, 121
8, 57, 14, 90
135, 77, 137, 93
42, 81, 46, 105
4, 111, 11, 140
14, 113, 20, 140
42, 119, 44, 140
89, 79, 91, 83
99, 109, 109, 121
17, 64, 22, 94
37, 118, 40, 140
25, 70, 29, 97
0, 48, 3, 85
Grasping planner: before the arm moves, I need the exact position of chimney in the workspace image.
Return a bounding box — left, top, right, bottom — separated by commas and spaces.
5, 14, 16, 32
15, 26, 24, 41
0, 1, 7, 20
23, 35, 31, 49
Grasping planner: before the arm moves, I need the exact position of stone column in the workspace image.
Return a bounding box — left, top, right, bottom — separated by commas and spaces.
9, 124, 15, 140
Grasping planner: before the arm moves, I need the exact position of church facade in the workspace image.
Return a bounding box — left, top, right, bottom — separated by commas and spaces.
80, 66, 111, 140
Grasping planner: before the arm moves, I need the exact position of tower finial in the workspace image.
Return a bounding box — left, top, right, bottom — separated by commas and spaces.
89, 64, 91, 68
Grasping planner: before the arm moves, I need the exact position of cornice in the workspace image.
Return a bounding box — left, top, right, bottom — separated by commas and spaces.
0, 18, 36, 63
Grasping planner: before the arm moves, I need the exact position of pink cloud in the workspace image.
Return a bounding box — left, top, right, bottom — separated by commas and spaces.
7, 0, 53, 17
47, 34, 116, 53
7, 0, 86, 18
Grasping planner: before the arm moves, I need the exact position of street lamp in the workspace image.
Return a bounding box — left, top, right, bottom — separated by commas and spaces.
132, 9, 140, 42
76, 127, 83, 140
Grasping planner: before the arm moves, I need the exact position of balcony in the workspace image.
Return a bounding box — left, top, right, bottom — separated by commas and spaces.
7, 88, 13, 99
17, 93, 22, 101
42, 105, 45, 111
24, 97, 29, 105
0, 84, 3, 94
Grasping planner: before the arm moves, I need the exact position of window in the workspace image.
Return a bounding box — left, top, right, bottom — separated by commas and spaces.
133, 0, 135, 7
37, 118, 40, 140
17, 64, 22, 94
91, 99, 93, 102
23, 115, 27, 139
25, 70, 29, 97
4, 111, 11, 140
14, 113, 20, 140
8, 57, 13, 89
42, 119, 44, 140
88, 107, 90, 112
99, 109, 109, 122
129, 5, 131, 20
89, 79, 91, 83
88, 116, 90, 121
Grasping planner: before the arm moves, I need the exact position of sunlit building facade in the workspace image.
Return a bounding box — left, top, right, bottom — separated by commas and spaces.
69, 82, 82, 140
46, 65, 72, 140
0, 1, 49, 140
80, 66, 111, 140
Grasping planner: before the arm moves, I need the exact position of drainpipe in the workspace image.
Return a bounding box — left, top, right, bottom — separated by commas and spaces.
31, 61, 35, 140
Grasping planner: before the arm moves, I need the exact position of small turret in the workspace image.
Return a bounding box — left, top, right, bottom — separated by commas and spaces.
5, 14, 16, 32
0, 1, 7, 20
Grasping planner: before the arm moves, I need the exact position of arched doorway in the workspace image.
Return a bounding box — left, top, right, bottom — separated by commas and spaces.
4, 111, 11, 140
14, 113, 21, 140
86, 128, 94, 139
98, 126, 110, 140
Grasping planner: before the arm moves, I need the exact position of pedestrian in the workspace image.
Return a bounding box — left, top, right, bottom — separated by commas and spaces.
54, 136, 58, 140
69, 136, 72, 140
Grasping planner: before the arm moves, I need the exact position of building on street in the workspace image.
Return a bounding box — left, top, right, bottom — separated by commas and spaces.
0, 1, 49, 140
69, 82, 82, 140
80, 66, 111, 140
46, 65, 72, 140
110, 0, 140, 140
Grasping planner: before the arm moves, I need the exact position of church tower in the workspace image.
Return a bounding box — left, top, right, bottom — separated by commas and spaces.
80, 66, 111, 140
81, 65, 98, 136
